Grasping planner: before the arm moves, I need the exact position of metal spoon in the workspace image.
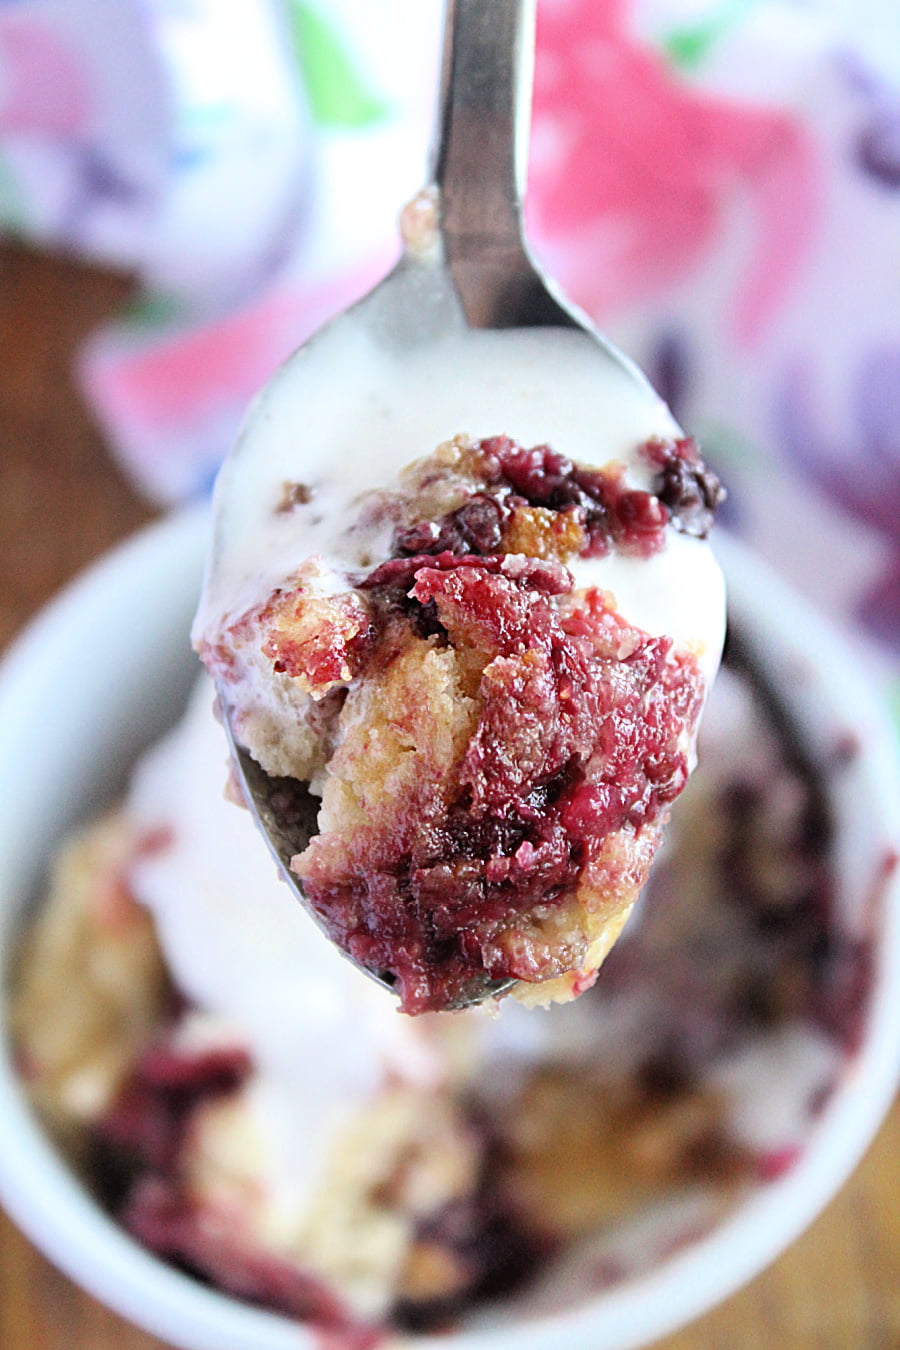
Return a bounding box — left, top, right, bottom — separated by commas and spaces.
214, 0, 661, 1007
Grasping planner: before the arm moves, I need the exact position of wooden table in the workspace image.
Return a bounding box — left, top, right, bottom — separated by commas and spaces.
1, 242, 898, 1350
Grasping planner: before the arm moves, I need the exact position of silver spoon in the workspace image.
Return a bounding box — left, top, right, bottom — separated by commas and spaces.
212, 0, 665, 1008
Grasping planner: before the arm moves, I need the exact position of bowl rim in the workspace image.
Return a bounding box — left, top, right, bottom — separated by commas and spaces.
0, 507, 897, 1350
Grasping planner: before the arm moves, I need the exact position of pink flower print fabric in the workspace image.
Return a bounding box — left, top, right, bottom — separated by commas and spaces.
0, 0, 167, 263
0, 15, 91, 137
526, 0, 819, 348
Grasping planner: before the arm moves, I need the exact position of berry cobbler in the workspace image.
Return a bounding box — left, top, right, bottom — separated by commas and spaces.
197, 429, 724, 1013
12, 644, 873, 1337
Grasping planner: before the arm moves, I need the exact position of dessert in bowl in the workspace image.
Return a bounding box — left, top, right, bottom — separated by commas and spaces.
0, 506, 898, 1350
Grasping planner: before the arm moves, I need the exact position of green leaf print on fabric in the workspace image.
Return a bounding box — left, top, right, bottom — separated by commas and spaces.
119, 292, 186, 331
287, 1, 390, 130
662, 0, 758, 70
0, 153, 29, 236
694, 420, 765, 475
888, 678, 900, 741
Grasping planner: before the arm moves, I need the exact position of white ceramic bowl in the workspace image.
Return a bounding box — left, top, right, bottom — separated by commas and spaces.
0, 506, 898, 1350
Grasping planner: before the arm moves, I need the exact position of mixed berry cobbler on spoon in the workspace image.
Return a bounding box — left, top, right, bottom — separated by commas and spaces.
193, 324, 725, 1014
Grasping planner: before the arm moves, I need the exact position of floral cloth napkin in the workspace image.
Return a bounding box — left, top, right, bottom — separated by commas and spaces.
1, 0, 897, 706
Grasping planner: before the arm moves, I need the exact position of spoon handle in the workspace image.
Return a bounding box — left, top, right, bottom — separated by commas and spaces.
431, 0, 575, 329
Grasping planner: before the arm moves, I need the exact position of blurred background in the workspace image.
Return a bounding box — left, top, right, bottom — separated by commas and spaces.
1, 0, 898, 1345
